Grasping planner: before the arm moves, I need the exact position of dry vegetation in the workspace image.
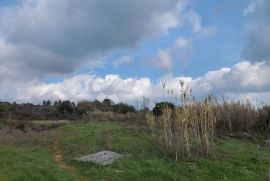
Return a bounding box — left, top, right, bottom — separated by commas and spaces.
215, 98, 258, 133
146, 81, 216, 160
0, 128, 54, 145
146, 81, 270, 160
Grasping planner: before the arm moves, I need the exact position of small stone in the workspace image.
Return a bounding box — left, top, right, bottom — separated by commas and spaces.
76, 150, 122, 166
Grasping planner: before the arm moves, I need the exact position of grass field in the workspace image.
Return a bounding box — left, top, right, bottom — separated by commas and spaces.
0, 118, 6, 126
0, 121, 270, 180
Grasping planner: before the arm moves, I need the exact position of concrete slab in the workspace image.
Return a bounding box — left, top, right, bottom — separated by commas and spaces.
75, 151, 122, 166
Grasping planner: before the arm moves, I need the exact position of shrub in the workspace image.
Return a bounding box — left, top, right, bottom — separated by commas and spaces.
152, 102, 175, 116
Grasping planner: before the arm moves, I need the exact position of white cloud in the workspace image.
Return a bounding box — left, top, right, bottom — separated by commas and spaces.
191, 61, 270, 94
112, 56, 133, 69
153, 10, 217, 72
154, 37, 193, 72
2, 61, 269, 106
155, 50, 173, 72
243, 1, 256, 15
15, 74, 151, 104
184, 10, 217, 39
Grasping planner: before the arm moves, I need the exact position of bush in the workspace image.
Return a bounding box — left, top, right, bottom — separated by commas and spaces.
152, 102, 175, 116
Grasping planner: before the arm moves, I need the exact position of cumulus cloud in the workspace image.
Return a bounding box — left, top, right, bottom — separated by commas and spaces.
4, 61, 269, 106
191, 61, 270, 94
15, 74, 151, 104
0, 0, 184, 83
243, 0, 270, 62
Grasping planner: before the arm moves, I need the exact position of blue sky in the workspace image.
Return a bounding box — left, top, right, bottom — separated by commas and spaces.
73, 0, 247, 80
0, 0, 270, 105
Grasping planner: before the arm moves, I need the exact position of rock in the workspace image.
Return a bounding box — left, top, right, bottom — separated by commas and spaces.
75, 150, 122, 166
265, 140, 270, 150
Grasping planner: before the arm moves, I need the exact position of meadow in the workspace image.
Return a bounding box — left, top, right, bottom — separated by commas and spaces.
0, 121, 270, 180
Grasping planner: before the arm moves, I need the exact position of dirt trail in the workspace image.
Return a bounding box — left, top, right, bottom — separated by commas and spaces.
53, 140, 88, 181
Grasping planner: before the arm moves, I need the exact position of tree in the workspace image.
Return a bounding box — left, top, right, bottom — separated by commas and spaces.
77, 101, 94, 115
58, 100, 74, 114
112, 103, 135, 114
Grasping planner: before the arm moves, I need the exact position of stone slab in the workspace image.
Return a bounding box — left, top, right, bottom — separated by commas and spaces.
76, 150, 122, 166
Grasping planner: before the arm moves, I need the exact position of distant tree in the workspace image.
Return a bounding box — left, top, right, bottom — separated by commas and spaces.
77, 101, 94, 115
112, 103, 135, 114
46, 100, 51, 106
58, 100, 74, 114
103, 99, 114, 106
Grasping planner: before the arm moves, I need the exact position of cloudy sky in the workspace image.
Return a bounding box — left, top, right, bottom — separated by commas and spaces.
0, 0, 269, 105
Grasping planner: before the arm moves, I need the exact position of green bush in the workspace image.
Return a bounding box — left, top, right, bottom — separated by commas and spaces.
152, 102, 175, 117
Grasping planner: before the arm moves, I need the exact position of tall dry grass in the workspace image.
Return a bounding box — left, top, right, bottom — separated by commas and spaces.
215, 98, 258, 133
146, 81, 216, 160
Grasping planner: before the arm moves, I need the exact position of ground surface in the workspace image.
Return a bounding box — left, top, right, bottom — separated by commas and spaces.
0, 121, 270, 180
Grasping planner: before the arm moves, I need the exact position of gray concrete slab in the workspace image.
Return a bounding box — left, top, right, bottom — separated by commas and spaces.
76, 151, 122, 166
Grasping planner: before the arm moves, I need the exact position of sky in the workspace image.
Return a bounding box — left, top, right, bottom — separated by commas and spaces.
0, 0, 270, 106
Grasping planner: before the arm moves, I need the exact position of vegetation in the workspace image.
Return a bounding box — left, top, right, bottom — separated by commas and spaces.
257, 105, 270, 138
152, 102, 175, 116
1, 81, 270, 180
215, 99, 258, 133
0, 100, 135, 121
0, 121, 270, 180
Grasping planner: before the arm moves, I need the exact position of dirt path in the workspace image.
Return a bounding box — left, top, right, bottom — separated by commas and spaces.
53, 140, 88, 181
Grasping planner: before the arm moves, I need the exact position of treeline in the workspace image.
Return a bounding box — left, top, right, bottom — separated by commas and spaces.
0, 99, 136, 121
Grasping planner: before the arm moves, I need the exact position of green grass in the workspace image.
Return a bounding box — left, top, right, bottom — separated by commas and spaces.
0, 121, 270, 180
58, 122, 270, 180
0, 118, 7, 126
0, 145, 74, 181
